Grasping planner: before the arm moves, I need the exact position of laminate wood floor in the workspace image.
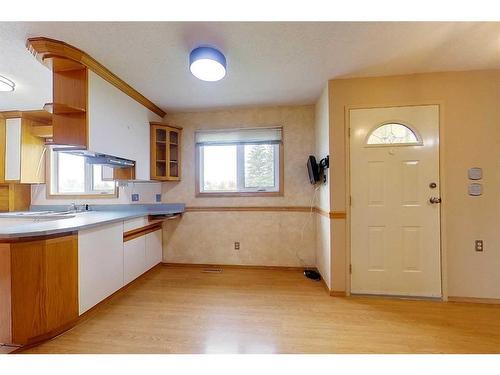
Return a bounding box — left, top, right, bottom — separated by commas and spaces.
21, 265, 500, 354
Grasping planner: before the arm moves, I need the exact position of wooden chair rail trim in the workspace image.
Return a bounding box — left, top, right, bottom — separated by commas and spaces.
26, 37, 166, 118
123, 223, 162, 242
184, 206, 347, 218
185, 206, 311, 213
314, 207, 347, 219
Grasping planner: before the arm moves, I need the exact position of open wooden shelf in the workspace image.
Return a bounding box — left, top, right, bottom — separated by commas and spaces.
43, 102, 86, 115
30, 125, 54, 138
27, 37, 166, 118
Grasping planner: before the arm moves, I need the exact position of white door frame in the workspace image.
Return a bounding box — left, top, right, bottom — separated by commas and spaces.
344, 102, 448, 300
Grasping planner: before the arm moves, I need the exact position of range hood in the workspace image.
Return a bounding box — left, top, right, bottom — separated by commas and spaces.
53, 148, 135, 169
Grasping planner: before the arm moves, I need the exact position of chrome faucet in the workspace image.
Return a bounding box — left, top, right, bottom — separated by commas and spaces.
69, 203, 89, 212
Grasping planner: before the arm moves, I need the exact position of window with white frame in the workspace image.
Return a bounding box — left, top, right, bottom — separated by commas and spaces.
50, 149, 116, 196
196, 127, 282, 195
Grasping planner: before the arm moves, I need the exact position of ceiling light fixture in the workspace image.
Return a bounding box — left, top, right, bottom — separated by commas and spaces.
0, 75, 15, 92
189, 46, 226, 82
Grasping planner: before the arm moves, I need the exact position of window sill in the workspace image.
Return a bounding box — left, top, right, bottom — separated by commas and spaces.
196, 191, 283, 198
46, 192, 118, 199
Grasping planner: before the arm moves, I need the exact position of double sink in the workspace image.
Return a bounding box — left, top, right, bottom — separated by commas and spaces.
0, 210, 90, 222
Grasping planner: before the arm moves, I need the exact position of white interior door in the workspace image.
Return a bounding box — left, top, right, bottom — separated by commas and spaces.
350, 105, 441, 297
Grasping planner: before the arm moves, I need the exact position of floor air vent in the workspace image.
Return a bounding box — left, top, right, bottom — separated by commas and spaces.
202, 268, 223, 273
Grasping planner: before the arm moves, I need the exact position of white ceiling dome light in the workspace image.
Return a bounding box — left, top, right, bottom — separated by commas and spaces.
0, 75, 15, 92
189, 46, 227, 82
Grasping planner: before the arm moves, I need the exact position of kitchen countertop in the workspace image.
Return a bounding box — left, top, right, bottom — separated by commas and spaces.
0, 203, 185, 239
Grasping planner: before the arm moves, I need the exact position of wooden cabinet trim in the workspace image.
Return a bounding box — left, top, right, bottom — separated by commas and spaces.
0, 231, 78, 244
27, 37, 166, 118
150, 123, 182, 181
4, 233, 78, 345
0, 244, 12, 344
123, 223, 162, 242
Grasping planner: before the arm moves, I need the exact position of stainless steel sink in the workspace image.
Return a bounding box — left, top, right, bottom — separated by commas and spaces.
0, 210, 91, 220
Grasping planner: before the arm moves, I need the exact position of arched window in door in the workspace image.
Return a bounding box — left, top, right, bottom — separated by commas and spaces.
366, 122, 423, 146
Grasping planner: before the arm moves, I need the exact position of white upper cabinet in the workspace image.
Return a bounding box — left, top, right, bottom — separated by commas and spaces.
87, 72, 162, 180
2, 116, 45, 184
4, 118, 21, 181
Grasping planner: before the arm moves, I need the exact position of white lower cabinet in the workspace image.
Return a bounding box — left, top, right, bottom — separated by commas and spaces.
78, 222, 124, 315
124, 228, 163, 284
124, 235, 146, 285
78, 218, 164, 315
145, 229, 163, 270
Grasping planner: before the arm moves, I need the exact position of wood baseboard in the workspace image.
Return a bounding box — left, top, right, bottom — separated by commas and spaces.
330, 291, 347, 297
161, 262, 311, 272
12, 263, 163, 354
448, 296, 500, 305
318, 276, 330, 293
311, 269, 343, 296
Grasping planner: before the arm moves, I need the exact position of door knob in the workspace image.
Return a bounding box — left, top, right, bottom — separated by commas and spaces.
429, 197, 442, 204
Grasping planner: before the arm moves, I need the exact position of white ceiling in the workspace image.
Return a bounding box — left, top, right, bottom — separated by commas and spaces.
1, 22, 500, 113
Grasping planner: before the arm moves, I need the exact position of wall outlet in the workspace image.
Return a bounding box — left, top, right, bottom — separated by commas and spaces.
234, 242, 240, 250
131, 193, 140, 202
155, 194, 162, 203
475, 240, 484, 252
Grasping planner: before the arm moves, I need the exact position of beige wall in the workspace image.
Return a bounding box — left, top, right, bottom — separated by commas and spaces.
314, 85, 332, 288
162, 105, 317, 267
164, 211, 315, 267
31, 182, 162, 206
329, 70, 500, 298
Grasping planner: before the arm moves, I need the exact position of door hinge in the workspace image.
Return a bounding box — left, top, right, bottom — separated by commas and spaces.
349, 196, 352, 206
348, 127, 351, 137
349, 264, 352, 274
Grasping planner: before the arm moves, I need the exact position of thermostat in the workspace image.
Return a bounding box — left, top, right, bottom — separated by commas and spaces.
468, 167, 482, 180
468, 183, 482, 196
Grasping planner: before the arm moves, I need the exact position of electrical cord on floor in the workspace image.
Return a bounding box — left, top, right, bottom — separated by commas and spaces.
295, 184, 321, 267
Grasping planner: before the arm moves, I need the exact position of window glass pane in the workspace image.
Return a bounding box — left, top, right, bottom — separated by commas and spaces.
57, 152, 85, 193
92, 165, 116, 192
202, 145, 237, 191
244, 144, 275, 188
367, 123, 420, 145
